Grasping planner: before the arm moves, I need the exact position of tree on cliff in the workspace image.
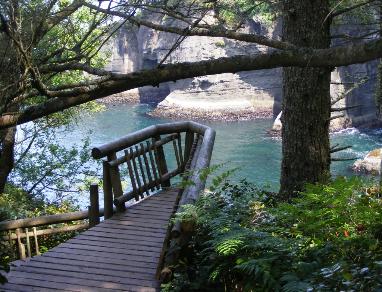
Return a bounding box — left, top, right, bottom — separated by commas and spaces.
0, 0, 381, 196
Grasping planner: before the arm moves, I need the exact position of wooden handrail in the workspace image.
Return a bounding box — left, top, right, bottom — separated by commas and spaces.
0, 184, 102, 259
91, 121, 210, 159
93, 121, 216, 214
0, 209, 103, 231
0, 121, 216, 261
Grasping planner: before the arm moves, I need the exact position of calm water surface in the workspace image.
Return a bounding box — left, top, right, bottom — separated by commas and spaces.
62, 104, 382, 193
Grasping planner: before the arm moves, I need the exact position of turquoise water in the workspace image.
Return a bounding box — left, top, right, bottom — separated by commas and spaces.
63, 103, 382, 193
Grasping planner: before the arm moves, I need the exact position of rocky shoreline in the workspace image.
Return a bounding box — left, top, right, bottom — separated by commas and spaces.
150, 106, 274, 121
98, 90, 140, 104
98, 97, 382, 130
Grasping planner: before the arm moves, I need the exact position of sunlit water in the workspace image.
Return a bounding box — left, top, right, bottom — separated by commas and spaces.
60, 103, 382, 188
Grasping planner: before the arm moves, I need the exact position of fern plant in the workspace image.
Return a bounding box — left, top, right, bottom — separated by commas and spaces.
163, 177, 382, 291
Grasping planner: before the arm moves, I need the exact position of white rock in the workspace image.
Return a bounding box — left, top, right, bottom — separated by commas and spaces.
353, 148, 382, 174
272, 111, 282, 131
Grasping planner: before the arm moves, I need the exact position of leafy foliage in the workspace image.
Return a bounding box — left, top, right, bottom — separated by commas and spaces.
163, 177, 382, 291
0, 184, 83, 283
10, 121, 101, 201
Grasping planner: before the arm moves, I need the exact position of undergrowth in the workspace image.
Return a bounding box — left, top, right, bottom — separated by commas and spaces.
0, 184, 82, 284
162, 176, 382, 291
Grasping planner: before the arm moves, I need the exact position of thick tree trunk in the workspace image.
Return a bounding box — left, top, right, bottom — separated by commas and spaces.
377, 4, 382, 120
0, 126, 16, 193
279, 0, 332, 197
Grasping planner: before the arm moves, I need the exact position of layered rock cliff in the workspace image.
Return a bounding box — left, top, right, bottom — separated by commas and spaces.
105, 15, 379, 127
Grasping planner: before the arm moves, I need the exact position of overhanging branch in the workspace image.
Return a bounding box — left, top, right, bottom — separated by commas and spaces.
2, 36, 382, 129
83, 2, 296, 51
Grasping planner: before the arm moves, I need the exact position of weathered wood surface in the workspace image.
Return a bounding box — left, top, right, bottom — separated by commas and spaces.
1, 188, 180, 292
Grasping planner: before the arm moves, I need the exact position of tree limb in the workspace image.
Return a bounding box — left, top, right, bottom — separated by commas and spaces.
2, 36, 382, 129
83, 2, 296, 50
331, 0, 378, 18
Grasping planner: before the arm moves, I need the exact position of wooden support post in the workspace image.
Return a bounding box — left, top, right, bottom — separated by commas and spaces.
184, 131, 194, 168
172, 139, 181, 168
130, 147, 144, 199
25, 228, 31, 258
177, 134, 184, 165
136, 145, 150, 197
107, 153, 124, 211
147, 141, 161, 190
103, 161, 113, 219
125, 149, 139, 201
153, 135, 170, 188
15, 228, 26, 260
89, 183, 100, 227
32, 227, 40, 255
141, 142, 155, 192
8, 230, 15, 258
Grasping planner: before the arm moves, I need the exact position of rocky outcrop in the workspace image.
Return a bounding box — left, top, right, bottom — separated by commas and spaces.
353, 148, 382, 175
107, 14, 379, 128
106, 17, 283, 118
153, 70, 279, 120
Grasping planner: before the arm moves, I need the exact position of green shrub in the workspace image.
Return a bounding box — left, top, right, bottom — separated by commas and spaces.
163, 177, 382, 291
0, 184, 82, 266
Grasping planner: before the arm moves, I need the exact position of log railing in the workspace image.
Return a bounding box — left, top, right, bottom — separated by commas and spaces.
92, 121, 216, 219
0, 184, 101, 260
0, 121, 215, 260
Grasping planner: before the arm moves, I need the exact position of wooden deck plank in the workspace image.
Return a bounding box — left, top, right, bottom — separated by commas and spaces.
123, 209, 176, 219
54, 242, 161, 257
8, 269, 158, 288
28, 256, 158, 275
68, 230, 165, 243
69, 234, 166, 246
62, 238, 164, 253
42, 247, 159, 263
1, 188, 180, 292
4, 274, 156, 292
83, 225, 167, 235
0, 282, 62, 292
90, 223, 169, 234
34, 251, 157, 271
106, 217, 171, 225
96, 220, 169, 229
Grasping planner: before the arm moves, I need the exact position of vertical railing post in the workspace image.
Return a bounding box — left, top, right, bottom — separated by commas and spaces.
25, 228, 31, 258
103, 161, 113, 219
89, 183, 100, 227
32, 227, 40, 255
107, 153, 125, 212
15, 228, 26, 260
184, 131, 194, 168
153, 134, 170, 187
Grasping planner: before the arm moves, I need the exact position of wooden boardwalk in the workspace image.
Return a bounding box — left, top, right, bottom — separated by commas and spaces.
1, 188, 180, 292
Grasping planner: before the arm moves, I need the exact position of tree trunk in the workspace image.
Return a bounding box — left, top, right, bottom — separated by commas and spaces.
279, 0, 332, 197
377, 4, 382, 120
0, 126, 16, 193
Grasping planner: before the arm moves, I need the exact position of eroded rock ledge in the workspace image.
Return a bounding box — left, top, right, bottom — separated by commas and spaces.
151, 106, 273, 121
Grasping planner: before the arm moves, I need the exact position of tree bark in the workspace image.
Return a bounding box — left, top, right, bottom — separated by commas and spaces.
279, 0, 332, 197
0, 126, 16, 193
377, 3, 382, 120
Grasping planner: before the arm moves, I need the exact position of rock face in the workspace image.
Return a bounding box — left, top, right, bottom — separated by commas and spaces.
353, 149, 382, 175
107, 15, 379, 127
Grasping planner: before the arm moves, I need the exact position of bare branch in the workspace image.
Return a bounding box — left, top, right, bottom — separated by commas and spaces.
331, 157, 357, 161
2, 35, 382, 129
329, 114, 346, 121
331, 0, 378, 18
83, 2, 297, 50
330, 145, 352, 153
